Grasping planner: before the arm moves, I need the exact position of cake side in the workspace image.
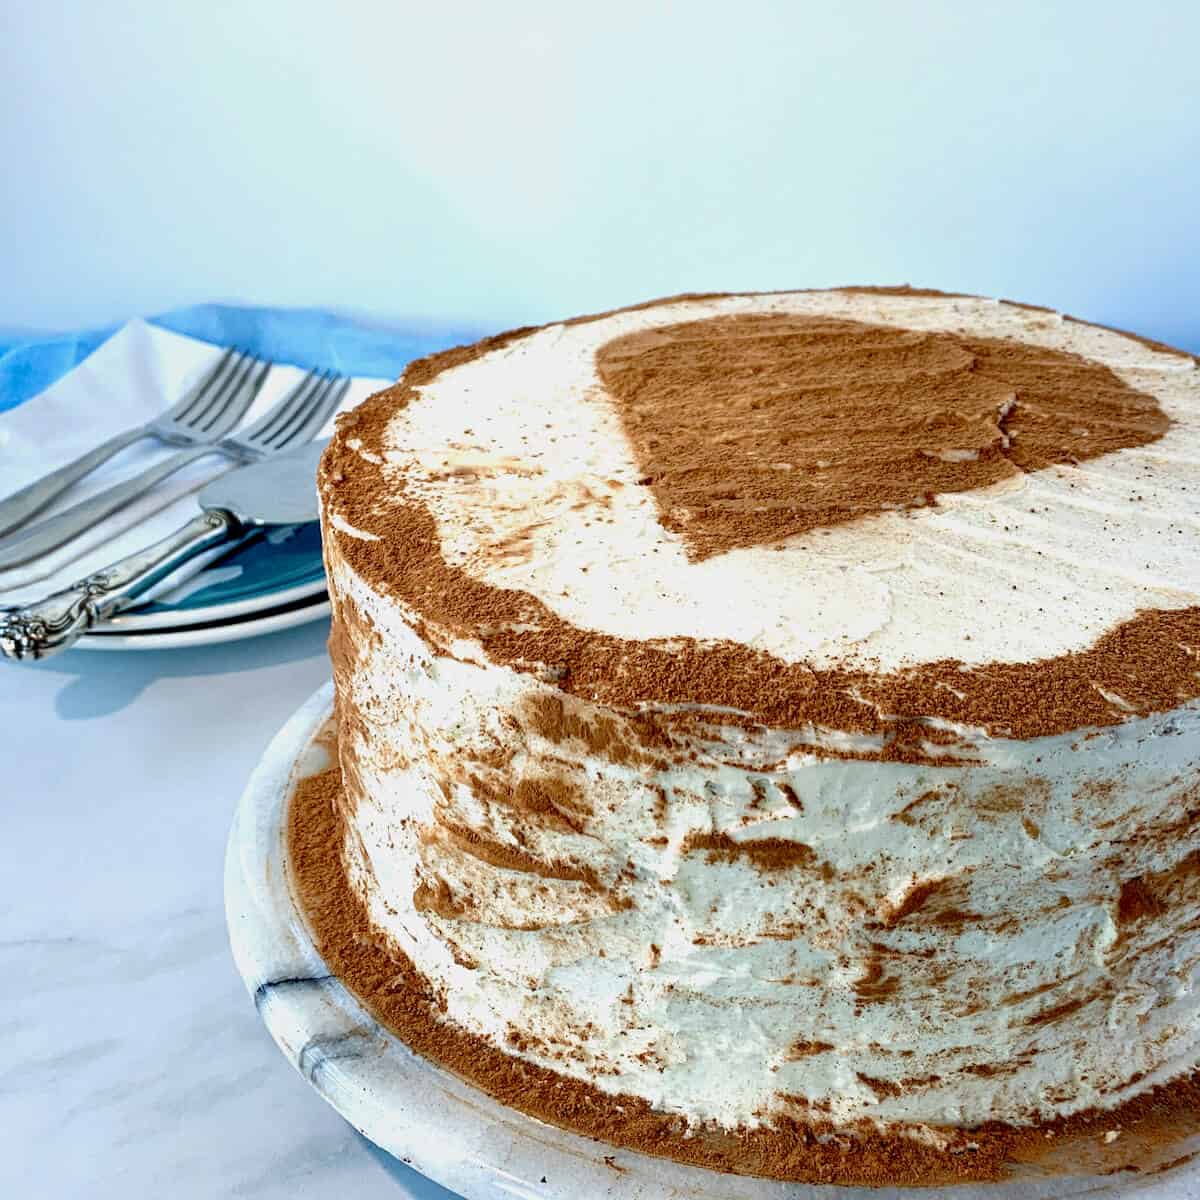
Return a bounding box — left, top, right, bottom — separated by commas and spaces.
322, 534, 1200, 1137
288, 731, 1200, 1186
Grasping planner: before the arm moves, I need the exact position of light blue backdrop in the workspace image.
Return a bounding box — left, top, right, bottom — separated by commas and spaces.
2, 2, 1198, 351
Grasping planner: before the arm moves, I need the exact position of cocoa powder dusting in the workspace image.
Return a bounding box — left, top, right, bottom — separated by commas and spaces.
877, 877, 950, 928
853, 957, 901, 1004
595, 313, 1169, 561
412, 876, 466, 920
465, 770, 588, 835
1119, 877, 1168, 926
287, 751, 1200, 1187
430, 818, 604, 891
680, 831, 817, 872
857, 1072, 904, 1100
787, 1039, 835, 1059
521, 693, 658, 767
320, 288, 1200, 745
775, 782, 803, 811
1024, 997, 1089, 1028
1114, 851, 1200, 931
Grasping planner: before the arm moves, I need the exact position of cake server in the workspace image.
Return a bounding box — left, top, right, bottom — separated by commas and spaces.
0, 439, 327, 662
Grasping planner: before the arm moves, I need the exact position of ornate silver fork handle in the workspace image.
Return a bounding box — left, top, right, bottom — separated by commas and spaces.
0, 509, 237, 661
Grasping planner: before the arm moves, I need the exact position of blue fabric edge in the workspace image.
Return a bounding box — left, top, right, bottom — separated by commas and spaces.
0, 303, 492, 416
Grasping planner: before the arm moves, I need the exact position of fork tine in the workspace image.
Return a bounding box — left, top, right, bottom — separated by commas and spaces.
276, 375, 351, 447
264, 372, 339, 449
202, 356, 270, 436
169, 346, 239, 423
188, 352, 258, 433
179, 350, 250, 429
240, 368, 325, 442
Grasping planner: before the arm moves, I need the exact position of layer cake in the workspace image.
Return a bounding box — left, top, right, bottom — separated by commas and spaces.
302, 287, 1200, 1185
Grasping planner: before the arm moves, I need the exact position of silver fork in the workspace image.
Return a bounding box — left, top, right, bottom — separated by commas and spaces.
0, 348, 269, 539
0, 370, 350, 571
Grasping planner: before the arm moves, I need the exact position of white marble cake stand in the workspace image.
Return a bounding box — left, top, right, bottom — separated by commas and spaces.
226, 682, 1200, 1200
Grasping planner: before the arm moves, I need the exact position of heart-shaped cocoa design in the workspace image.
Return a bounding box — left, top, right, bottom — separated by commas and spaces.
596, 314, 1170, 561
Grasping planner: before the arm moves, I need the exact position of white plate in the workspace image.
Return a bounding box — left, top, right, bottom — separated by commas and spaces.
78, 597, 330, 651
225, 683, 1200, 1200
98, 570, 328, 632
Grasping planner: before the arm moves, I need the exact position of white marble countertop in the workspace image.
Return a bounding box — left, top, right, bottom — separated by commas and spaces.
9, 614, 1198, 1200
2, 619, 456, 1198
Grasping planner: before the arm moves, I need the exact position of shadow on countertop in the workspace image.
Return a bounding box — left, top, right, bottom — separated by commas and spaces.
356, 1131, 463, 1199
15, 617, 331, 721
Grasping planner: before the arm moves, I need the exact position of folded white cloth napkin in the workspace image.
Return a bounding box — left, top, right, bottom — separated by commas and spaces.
0, 320, 389, 608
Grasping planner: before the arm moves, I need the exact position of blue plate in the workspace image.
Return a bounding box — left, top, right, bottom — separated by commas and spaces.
103, 523, 326, 630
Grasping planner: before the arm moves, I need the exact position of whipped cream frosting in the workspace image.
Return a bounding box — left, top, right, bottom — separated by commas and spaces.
316, 289, 1200, 1154
327, 551, 1200, 1131
377, 291, 1197, 673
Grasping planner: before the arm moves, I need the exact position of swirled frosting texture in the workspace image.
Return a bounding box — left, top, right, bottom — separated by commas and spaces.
317, 288, 1200, 1155
326, 553, 1200, 1133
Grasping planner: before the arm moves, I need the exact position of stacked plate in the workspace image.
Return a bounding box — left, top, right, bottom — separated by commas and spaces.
80, 522, 329, 650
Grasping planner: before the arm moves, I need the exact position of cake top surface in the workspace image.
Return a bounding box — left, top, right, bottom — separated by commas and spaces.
321, 287, 1200, 743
